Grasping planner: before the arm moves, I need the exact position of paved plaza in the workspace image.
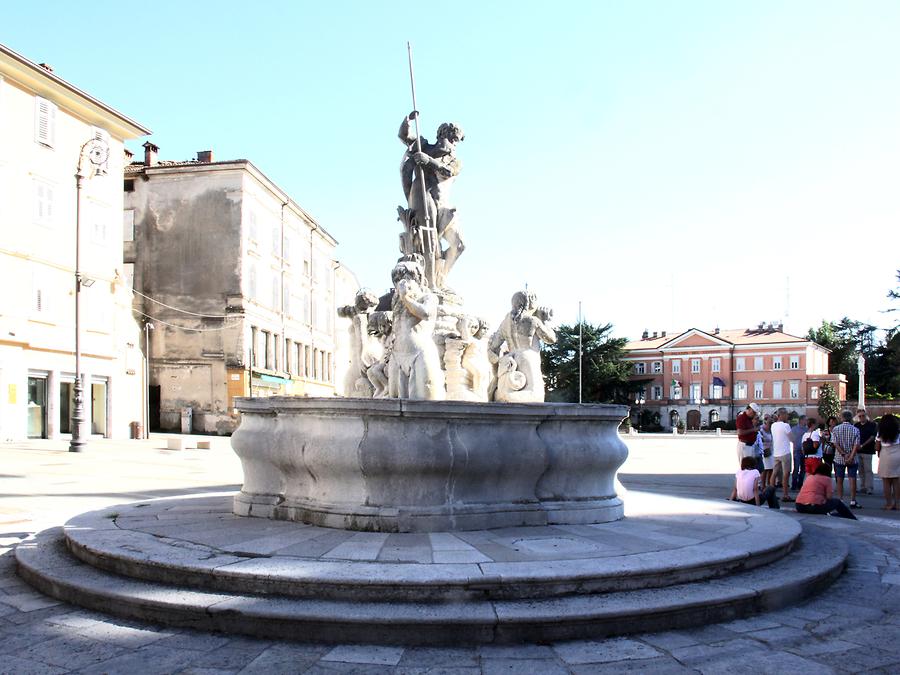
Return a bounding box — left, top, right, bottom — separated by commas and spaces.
2, 434, 899, 673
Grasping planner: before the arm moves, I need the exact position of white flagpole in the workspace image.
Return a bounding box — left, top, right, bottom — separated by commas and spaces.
578, 300, 583, 404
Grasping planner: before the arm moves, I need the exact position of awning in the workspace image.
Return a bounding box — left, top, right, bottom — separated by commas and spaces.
255, 373, 290, 385
713, 376, 726, 387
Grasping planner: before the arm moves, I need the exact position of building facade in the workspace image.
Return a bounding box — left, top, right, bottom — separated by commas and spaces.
124, 146, 353, 435
624, 325, 847, 430
0, 44, 149, 441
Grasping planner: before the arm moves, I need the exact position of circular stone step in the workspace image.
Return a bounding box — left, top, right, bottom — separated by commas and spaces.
60, 491, 800, 602
15, 520, 846, 646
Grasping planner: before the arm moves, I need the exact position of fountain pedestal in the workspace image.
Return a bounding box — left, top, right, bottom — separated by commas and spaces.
231, 397, 629, 533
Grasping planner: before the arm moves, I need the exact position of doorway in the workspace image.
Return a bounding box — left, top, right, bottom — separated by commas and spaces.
91, 380, 108, 436
60, 381, 73, 434
687, 409, 701, 430
27, 376, 48, 439
149, 385, 161, 432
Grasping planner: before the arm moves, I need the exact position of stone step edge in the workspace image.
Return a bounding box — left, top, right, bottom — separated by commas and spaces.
16, 525, 846, 645
64, 528, 797, 602
63, 504, 801, 601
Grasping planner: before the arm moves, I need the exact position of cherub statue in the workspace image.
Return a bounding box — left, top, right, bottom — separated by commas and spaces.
387, 257, 445, 400
366, 311, 393, 399
490, 291, 556, 403
337, 288, 381, 397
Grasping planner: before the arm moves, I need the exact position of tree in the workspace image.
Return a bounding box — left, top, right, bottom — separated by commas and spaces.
817, 383, 841, 421
541, 322, 641, 404
807, 318, 877, 400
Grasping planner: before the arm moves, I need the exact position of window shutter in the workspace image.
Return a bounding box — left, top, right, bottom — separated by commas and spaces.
34, 97, 56, 147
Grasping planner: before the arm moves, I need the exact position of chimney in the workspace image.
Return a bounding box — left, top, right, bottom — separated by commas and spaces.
196, 150, 214, 163
714, 327, 720, 334
776, 322, 783, 331
767, 322, 774, 331
143, 141, 159, 167
641, 329, 649, 340
38, 63, 54, 73
662, 331, 667, 337
652, 331, 658, 338
758, 322, 765, 331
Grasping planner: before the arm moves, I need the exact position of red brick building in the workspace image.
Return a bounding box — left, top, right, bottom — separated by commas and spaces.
624, 324, 847, 430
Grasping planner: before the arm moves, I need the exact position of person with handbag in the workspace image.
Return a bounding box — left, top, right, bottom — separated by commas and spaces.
758, 416, 774, 487
801, 417, 822, 475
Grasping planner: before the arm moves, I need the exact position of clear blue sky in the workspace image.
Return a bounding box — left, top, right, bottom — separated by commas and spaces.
6, 1, 899, 341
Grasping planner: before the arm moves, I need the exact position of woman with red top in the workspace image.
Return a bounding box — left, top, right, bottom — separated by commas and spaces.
795, 463, 857, 520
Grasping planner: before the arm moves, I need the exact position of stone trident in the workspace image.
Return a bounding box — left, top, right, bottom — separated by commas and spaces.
405, 42, 440, 288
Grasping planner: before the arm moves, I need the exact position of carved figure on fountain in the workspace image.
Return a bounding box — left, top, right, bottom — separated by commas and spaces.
366, 311, 393, 398
387, 257, 445, 400
490, 291, 557, 403
337, 289, 382, 398
397, 112, 465, 291
445, 316, 491, 401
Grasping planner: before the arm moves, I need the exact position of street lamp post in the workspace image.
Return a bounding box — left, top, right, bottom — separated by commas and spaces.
69, 136, 109, 453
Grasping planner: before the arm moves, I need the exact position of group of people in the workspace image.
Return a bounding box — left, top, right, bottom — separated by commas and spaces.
733, 402, 900, 518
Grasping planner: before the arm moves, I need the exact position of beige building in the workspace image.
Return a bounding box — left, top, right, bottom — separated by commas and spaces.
125, 145, 355, 435
0, 44, 150, 441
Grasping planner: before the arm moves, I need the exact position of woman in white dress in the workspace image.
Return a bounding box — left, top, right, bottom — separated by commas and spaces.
876, 413, 900, 510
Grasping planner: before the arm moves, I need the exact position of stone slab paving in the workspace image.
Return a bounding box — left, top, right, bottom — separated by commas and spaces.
2, 436, 900, 672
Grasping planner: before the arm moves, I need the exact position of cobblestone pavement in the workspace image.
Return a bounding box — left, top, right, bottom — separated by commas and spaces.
1, 435, 899, 674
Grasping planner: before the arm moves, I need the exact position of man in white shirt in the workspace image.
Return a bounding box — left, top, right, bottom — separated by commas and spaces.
771, 408, 794, 502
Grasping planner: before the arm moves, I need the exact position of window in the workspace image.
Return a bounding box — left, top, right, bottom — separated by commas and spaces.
283, 283, 291, 316
652, 361, 662, 374
754, 357, 763, 371
810, 386, 819, 400
772, 381, 783, 398
773, 357, 783, 370
790, 355, 800, 370
690, 383, 701, 402
754, 382, 764, 399
735, 357, 745, 372
264, 331, 273, 369
124, 179, 135, 192
670, 383, 683, 399
32, 272, 47, 314
248, 212, 258, 244
247, 264, 257, 300
271, 277, 280, 310
735, 382, 748, 399
789, 381, 800, 399
34, 96, 56, 147
271, 226, 281, 257
710, 384, 723, 399
284, 235, 291, 265
33, 179, 54, 226
274, 334, 281, 371
91, 218, 108, 245
652, 385, 662, 400
250, 327, 258, 366
672, 360, 681, 374
634, 362, 645, 375
691, 359, 700, 373
711, 358, 721, 373
123, 210, 135, 242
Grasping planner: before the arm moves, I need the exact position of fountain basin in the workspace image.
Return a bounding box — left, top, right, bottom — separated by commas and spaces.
231, 397, 629, 532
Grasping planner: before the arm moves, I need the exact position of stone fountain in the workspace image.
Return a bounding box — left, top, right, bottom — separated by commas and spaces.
16, 107, 846, 647
230, 111, 630, 532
